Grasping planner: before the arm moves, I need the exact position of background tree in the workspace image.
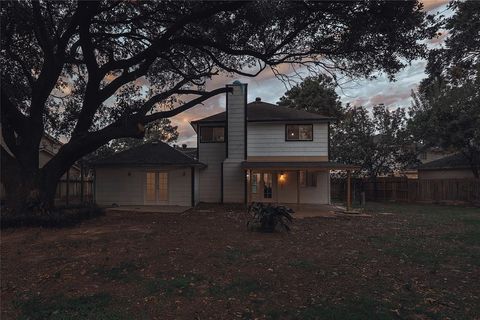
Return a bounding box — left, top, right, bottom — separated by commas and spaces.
277, 74, 342, 117
408, 0, 480, 178
112, 118, 178, 153
0, 0, 435, 213
331, 104, 418, 182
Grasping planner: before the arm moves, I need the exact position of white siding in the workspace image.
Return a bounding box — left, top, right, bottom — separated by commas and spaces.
226, 84, 246, 160
95, 167, 145, 206
194, 168, 200, 205
167, 168, 192, 206
247, 123, 328, 157
299, 171, 330, 204
222, 83, 247, 203
277, 171, 298, 204
222, 160, 245, 203
198, 142, 225, 202
95, 166, 192, 206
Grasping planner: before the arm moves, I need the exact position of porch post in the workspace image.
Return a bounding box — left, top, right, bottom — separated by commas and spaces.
296, 170, 300, 205
248, 169, 252, 203
80, 161, 84, 204
347, 169, 351, 212
66, 169, 70, 206
274, 171, 279, 204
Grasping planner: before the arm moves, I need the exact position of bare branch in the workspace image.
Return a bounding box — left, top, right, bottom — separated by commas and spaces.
144, 87, 230, 122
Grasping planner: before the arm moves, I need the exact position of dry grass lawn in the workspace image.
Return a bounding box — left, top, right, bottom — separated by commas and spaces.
1, 202, 479, 319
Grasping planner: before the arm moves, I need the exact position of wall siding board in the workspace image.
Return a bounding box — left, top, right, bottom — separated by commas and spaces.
247, 123, 328, 157
95, 167, 144, 206
95, 167, 192, 206
198, 142, 225, 202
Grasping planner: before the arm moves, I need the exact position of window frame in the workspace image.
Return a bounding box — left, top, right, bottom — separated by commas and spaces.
199, 126, 225, 143
285, 124, 314, 141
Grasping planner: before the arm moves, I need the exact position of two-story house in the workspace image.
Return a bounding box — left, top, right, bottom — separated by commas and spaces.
93, 81, 356, 207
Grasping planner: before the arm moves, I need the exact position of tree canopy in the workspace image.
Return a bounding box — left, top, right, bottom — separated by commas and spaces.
331, 104, 417, 179
0, 0, 435, 210
408, 0, 479, 178
277, 74, 342, 117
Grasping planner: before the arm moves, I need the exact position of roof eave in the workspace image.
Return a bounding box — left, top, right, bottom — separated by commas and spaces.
93, 162, 206, 168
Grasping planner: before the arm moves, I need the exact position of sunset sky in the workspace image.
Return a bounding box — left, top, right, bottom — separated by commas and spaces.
171, 0, 451, 147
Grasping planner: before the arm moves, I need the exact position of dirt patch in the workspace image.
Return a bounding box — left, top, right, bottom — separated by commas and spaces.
1, 203, 479, 319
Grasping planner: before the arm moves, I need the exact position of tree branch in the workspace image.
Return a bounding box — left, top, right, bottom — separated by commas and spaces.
31, 0, 54, 58
144, 87, 230, 122
77, 1, 100, 78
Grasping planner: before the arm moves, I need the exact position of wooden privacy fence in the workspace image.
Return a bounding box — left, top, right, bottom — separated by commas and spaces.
331, 177, 480, 204
55, 179, 94, 205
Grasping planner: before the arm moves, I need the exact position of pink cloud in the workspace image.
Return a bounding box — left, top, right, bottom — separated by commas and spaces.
421, 0, 449, 12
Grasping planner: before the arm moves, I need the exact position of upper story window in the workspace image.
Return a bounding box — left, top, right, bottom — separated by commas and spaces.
286, 124, 313, 141
200, 126, 225, 143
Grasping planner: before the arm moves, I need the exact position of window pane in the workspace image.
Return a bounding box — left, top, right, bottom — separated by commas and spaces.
158, 172, 168, 201
299, 125, 312, 140
146, 172, 156, 201
263, 173, 272, 198
200, 127, 224, 142
200, 127, 213, 142
299, 170, 306, 187
286, 125, 299, 140
252, 173, 259, 193
212, 127, 225, 142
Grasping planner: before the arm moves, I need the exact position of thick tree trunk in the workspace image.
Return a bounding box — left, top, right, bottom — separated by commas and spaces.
1, 146, 61, 214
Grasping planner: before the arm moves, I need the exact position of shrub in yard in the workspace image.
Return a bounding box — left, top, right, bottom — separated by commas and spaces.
0, 204, 104, 229
247, 202, 294, 232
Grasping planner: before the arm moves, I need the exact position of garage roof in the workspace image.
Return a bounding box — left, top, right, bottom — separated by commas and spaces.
93, 141, 205, 167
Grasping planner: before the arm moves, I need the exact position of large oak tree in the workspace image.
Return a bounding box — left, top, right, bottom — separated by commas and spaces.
1, 0, 434, 213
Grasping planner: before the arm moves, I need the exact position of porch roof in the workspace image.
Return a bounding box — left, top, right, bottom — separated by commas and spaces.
241, 161, 359, 171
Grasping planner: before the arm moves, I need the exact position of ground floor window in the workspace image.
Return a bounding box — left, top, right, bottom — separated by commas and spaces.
251, 173, 259, 194
299, 170, 317, 187
263, 173, 273, 198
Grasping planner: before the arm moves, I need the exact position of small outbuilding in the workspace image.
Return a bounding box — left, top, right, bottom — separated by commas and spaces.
93, 141, 204, 207
417, 153, 475, 179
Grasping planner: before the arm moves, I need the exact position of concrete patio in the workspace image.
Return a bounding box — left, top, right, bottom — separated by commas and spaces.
105, 205, 191, 214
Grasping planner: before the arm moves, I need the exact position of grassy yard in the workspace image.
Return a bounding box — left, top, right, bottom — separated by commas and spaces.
1, 202, 479, 319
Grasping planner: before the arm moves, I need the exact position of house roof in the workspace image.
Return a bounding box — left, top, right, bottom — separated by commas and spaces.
241, 161, 359, 170
417, 153, 471, 171
93, 141, 205, 167
174, 146, 197, 159
191, 100, 334, 125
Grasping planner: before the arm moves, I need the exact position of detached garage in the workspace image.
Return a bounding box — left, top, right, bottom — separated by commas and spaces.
93, 141, 204, 207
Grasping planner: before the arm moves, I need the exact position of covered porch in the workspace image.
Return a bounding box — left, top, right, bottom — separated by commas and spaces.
242, 161, 359, 210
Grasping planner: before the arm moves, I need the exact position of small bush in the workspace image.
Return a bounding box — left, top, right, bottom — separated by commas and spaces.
1, 204, 104, 229
247, 202, 294, 232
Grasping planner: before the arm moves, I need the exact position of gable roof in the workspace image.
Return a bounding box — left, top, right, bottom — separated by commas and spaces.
191, 100, 334, 125
93, 141, 204, 167
417, 153, 471, 171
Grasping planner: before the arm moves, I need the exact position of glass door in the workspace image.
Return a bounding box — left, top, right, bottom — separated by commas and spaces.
145, 171, 168, 204
261, 173, 274, 202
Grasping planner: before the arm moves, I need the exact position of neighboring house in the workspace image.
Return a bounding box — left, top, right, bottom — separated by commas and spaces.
417, 147, 454, 164
93, 81, 356, 207
174, 144, 198, 160
93, 141, 205, 206
400, 146, 454, 179
418, 153, 476, 179
0, 132, 82, 201
39, 134, 82, 178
